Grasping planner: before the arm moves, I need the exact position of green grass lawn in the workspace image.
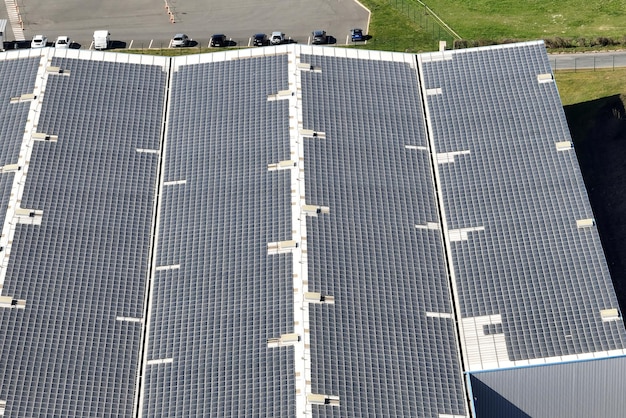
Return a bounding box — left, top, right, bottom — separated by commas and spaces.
360, 0, 438, 51
126, 0, 626, 54
423, 0, 626, 40
359, 0, 626, 50
556, 68, 626, 106
556, 69, 626, 148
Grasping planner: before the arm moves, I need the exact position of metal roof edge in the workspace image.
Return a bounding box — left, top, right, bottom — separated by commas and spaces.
467, 352, 626, 375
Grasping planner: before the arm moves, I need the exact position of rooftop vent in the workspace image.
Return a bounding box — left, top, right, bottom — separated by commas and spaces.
267, 240, 298, 255
302, 205, 330, 216
46, 66, 71, 76
555, 141, 573, 151
10, 93, 36, 103
307, 393, 340, 406
14, 208, 43, 225
576, 218, 595, 228
305, 292, 335, 304
299, 129, 326, 139
32, 132, 58, 142
537, 73, 554, 83
268, 333, 300, 348
0, 295, 26, 309
0, 164, 20, 173
297, 62, 322, 72
600, 308, 621, 322
267, 90, 292, 101
268, 160, 296, 171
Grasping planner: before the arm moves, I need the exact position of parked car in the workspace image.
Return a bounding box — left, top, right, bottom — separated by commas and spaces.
171, 33, 190, 47
210, 34, 227, 47
31, 35, 48, 48
54, 36, 71, 49
270, 31, 285, 45
253, 33, 268, 47
93, 30, 110, 50
351, 28, 365, 42
312, 30, 327, 45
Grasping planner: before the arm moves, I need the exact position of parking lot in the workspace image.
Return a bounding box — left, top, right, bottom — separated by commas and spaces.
2, 0, 369, 49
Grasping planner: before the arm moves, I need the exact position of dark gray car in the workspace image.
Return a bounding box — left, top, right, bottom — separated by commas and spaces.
312, 30, 327, 45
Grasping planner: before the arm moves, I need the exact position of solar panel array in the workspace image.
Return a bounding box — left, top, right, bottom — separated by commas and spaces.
420, 43, 626, 363
0, 58, 40, 225
0, 43, 625, 418
300, 55, 466, 418
0, 57, 40, 166
0, 57, 165, 416
143, 55, 296, 417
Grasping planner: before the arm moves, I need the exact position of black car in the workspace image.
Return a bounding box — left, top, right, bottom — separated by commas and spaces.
253, 33, 268, 47
210, 34, 227, 47
312, 30, 327, 45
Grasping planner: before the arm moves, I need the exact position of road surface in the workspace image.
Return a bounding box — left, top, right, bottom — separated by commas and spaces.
1, 0, 370, 49
549, 51, 626, 71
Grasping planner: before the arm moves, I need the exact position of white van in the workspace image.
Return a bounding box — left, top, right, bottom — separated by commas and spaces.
93, 30, 110, 50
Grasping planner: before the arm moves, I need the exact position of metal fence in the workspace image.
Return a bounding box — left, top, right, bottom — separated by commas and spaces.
386, 0, 461, 49
551, 53, 626, 72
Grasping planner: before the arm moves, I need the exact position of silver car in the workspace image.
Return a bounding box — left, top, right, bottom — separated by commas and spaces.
171, 33, 190, 47
271, 31, 285, 45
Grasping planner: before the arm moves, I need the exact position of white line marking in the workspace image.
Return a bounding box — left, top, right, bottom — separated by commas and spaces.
3, 0, 25, 41
146, 358, 173, 365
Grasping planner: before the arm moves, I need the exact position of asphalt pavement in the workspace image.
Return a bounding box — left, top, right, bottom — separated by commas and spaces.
549, 51, 626, 71
1, 0, 370, 49
5, 2, 625, 66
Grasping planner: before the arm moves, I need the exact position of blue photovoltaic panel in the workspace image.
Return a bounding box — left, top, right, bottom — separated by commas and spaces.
2, 44, 624, 417
0, 173, 13, 232
301, 55, 466, 418
0, 57, 40, 166
421, 42, 626, 361
143, 55, 296, 417
0, 57, 165, 416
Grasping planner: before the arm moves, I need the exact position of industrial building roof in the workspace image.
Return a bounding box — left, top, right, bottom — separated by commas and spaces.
420, 43, 626, 371
0, 42, 623, 418
470, 356, 626, 418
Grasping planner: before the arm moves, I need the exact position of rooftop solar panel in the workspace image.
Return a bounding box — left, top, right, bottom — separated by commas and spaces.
0, 43, 624, 418
420, 42, 626, 370
142, 55, 296, 417
0, 57, 39, 166
0, 56, 165, 416
0, 173, 13, 230
300, 54, 466, 418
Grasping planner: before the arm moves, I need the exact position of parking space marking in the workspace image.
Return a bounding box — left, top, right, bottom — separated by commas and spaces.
3, 0, 25, 41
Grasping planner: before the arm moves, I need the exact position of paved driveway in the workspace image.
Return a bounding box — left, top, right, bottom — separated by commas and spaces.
2, 0, 369, 49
